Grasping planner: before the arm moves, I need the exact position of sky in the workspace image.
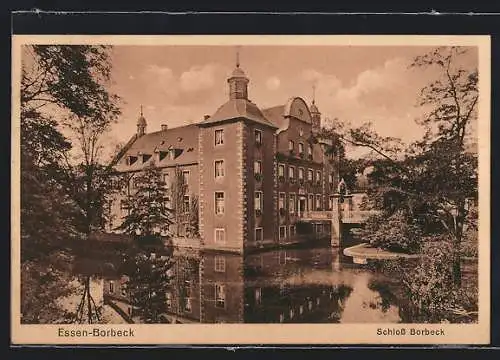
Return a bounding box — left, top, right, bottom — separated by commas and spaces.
100, 45, 477, 158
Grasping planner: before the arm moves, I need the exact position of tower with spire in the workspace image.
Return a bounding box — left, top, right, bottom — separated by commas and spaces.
227, 47, 249, 100
137, 105, 147, 137
310, 84, 321, 133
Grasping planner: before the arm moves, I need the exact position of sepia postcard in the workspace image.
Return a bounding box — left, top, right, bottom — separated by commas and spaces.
11, 34, 491, 345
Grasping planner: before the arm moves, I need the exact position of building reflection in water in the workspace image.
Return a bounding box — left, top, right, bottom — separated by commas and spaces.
156, 247, 356, 324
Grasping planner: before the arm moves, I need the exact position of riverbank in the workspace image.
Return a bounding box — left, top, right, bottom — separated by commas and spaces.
343, 243, 419, 264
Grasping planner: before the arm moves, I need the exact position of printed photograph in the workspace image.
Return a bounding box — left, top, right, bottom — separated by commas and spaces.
18, 41, 481, 326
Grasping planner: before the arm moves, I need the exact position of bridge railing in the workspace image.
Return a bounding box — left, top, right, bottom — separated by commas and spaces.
301, 211, 333, 220
341, 209, 381, 223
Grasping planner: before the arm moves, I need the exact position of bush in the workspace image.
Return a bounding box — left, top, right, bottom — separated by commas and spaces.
370, 241, 478, 323
360, 211, 423, 254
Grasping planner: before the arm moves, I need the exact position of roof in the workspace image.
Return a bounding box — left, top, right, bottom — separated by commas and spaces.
230, 66, 247, 78
199, 98, 277, 128
310, 102, 319, 114
114, 124, 199, 172
262, 105, 287, 131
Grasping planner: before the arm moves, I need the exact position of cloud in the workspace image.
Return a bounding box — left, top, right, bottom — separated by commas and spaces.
302, 58, 428, 149
266, 76, 281, 91
142, 64, 178, 100
179, 64, 219, 92
336, 57, 410, 102
301, 68, 342, 97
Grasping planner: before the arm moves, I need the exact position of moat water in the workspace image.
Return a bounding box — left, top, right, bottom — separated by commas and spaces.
240, 246, 403, 324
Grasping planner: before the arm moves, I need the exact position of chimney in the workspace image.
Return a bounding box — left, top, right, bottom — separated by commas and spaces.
161, 124, 168, 131
204, 115, 210, 120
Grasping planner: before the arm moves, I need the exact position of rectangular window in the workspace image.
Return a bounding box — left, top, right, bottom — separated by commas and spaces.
329, 196, 334, 210
164, 196, 171, 210
184, 298, 192, 312
289, 166, 295, 181
255, 191, 263, 211
278, 163, 285, 177
298, 142, 304, 154
279, 192, 285, 210
215, 256, 226, 272
109, 281, 114, 293
308, 144, 313, 156
308, 194, 314, 211
316, 223, 323, 234
166, 292, 172, 309
289, 193, 296, 214
254, 160, 262, 175
215, 129, 224, 146
255, 129, 262, 145
279, 226, 287, 240
308, 169, 313, 181
316, 171, 322, 183
215, 160, 225, 178
183, 195, 190, 213
290, 225, 296, 237
328, 173, 333, 184
289, 140, 294, 151
255, 227, 263, 242
182, 171, 190, 186
215, 228, 225, 243
316, 194, 322, 210
215, 284, 225, 308
298, 167, 304, 180
215, 192, 225, 215
163, 173, 170, 189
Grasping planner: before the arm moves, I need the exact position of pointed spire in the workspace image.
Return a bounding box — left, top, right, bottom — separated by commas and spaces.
312, 84, 316, 105
236, 45, 240, 68
137, 104, 147, 136
228, 45, 249, 100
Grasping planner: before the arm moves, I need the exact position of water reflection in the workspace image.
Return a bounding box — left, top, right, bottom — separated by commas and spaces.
115, 246, 405, 324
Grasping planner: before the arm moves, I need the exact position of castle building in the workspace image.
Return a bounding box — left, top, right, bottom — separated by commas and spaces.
107, 56, 340, 253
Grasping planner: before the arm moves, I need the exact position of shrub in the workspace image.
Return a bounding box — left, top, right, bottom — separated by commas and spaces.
370, 241, 478, 323
360, 210, 423, 254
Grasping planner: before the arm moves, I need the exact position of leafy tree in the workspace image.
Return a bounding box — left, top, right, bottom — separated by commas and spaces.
324, 47, 478, 286
121, 253, 174, 323
116, 162, 173, 243
170, 166, 199, 238
20, 45, 121, 323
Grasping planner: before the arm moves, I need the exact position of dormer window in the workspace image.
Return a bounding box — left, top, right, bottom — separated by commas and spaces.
159, 151, 168, 161
142, 154, 152, 163
127, 155, 138, 166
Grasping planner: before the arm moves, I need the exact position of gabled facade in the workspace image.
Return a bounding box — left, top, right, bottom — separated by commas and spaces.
107, 57, 340, 253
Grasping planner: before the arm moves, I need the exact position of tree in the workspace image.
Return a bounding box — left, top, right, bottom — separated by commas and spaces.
116, 162, 173, 244
325, 47, 477, 286
121, 253, 174, 323
315, 47, 478, 322
20, 45, 122, 323
170, 166, 199, 238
